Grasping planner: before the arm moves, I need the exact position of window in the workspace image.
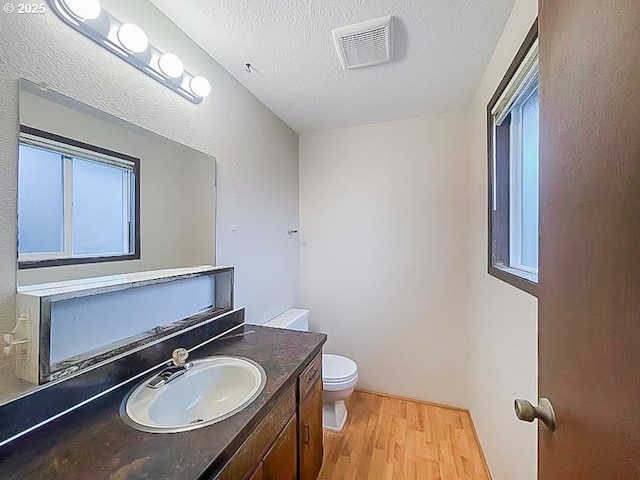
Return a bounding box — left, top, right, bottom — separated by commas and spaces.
487, 20, 539, 295
18, 127, 140, 269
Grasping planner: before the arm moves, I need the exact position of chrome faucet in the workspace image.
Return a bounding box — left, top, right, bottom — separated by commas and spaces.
147, 348, 193, 389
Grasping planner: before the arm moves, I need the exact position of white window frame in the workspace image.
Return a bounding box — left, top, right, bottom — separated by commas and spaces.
508, 80, 539, 276
18, 133, 135, 263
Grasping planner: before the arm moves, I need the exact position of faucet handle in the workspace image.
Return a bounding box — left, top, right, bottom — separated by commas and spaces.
171, 348, 189, 367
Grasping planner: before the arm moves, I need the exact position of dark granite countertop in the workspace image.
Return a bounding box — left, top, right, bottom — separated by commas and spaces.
0, 324, 326, 480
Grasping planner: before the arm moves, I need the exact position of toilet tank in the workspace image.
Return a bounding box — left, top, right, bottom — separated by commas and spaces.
265, 308, 310, 331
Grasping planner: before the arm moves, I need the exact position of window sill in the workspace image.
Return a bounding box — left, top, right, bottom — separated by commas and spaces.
18, 253, 139, 270
489, 265, 538, 297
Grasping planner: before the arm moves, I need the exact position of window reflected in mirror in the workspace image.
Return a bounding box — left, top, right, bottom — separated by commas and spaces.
18, 128, 140, 269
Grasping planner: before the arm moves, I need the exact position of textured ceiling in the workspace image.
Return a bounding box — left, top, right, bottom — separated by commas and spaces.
149, 0, 516, 133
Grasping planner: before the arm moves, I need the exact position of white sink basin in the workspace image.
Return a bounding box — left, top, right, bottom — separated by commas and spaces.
121, 356, 266, 433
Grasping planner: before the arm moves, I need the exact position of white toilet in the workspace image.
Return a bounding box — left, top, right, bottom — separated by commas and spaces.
265, 309, 358, 432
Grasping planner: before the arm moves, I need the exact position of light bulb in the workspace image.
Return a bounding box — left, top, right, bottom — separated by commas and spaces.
190, 76, 211, 98
117, 23, 148, 54
158, 53, 184, 79
62, 0, 101, 20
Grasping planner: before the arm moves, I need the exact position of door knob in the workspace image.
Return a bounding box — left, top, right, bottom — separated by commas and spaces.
514, 397, 556, 431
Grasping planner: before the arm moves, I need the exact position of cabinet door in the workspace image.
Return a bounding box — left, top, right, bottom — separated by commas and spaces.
215, 386, 296, 480
299, 378, 323, 480
248, 462, 263, 480
263, 416, 297, 480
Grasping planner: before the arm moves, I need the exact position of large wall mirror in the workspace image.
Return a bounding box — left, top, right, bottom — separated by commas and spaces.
0, 79, 217, 405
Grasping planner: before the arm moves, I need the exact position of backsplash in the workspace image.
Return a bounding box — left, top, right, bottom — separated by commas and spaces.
13, 267, 233, 386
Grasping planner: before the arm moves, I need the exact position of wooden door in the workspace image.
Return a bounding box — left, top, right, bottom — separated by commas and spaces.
299, 378, 324, 480
263, 416, 297, 480
538, 0, 640, 477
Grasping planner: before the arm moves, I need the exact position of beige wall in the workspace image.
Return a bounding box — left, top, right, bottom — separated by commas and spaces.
467, 0, 538, 479
0, 0, 299, 399
18, 88, 216, 285
299, 112, 471, 407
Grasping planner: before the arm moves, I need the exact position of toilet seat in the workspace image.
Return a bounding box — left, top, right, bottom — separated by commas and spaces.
322, 354, 358, 385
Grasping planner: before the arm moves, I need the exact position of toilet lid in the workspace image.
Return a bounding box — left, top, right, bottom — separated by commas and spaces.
322, 354, 358, 383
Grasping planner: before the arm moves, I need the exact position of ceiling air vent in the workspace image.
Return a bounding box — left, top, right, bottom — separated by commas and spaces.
332, 15, 394, 70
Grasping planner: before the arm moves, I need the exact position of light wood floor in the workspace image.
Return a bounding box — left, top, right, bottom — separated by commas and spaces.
318, 391, 491, 480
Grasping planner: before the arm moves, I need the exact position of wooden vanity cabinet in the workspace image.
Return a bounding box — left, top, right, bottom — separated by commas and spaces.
263, 416, 297, 480
248, 463, 263, 480
245, 415, 296, 480
298, 354, 324, 480
213, 352, 323, 480
214, 385, 296, 480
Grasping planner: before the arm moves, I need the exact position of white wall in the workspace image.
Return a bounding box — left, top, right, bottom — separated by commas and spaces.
467, 0, 538, 479
0, 0, 299, 398
299, 112, 470, 407
18, 88, 216, 285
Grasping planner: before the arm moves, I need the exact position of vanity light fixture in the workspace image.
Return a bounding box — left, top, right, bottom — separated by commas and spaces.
158, 53, 185, 79
48, 0, 211, 103
117, 23, 149, 54
61, 0, 101, 21
190, 76, 212, 98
